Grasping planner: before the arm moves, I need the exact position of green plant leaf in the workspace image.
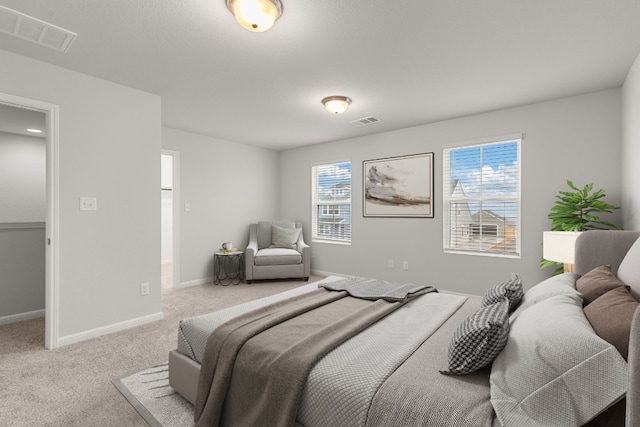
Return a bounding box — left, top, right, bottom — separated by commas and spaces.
540, 258, 565, 275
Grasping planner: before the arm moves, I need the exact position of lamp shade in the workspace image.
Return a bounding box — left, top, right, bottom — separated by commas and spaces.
226, 0, 282, 32
543, 231, 582, 264
322, 96, 352, 114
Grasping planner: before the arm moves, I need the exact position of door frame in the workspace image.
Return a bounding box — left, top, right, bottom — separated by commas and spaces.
161, 149, 180, 288
0, 92, 60, 349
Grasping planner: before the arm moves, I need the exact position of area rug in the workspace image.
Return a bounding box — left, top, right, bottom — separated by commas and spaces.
113, 362, 194, 427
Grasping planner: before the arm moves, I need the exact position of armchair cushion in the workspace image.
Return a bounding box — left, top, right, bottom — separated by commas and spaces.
257, 220, 295, 249
271, 225, 301, 249
254, 248, 303, 266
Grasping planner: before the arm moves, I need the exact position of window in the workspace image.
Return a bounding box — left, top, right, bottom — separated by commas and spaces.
312, 161, 352, 243
443, 137, 521, 257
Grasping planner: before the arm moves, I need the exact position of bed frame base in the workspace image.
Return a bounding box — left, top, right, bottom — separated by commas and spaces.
168, 349, 201, 405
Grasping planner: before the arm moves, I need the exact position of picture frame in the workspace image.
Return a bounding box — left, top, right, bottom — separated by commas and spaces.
363, 152, 434, 218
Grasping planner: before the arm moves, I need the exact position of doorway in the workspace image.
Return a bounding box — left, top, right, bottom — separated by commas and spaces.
0, 92, 59, 349
161, 150, 180, 289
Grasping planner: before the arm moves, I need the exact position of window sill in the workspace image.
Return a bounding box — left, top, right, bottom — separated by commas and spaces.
444, 249, 520, 259
312, 239, 351, 246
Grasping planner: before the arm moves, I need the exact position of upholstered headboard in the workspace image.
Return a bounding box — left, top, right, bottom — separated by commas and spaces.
574, 230, 640, 427
575, 230, 640, 277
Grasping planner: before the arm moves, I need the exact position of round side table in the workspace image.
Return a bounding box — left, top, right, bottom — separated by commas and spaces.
213, 251, 245, 285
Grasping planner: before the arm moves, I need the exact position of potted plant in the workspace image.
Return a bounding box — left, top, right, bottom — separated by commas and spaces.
541, 180, 622, 273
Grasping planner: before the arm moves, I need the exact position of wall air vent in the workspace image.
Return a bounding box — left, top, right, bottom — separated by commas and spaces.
0, 5, 76, 53
349, 116, 382, 127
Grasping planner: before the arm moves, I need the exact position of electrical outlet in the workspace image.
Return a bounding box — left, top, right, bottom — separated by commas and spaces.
403, 261, 409, 271
79, 197, 97, 211
140, 282, 149, 296
388, 259, 394, 268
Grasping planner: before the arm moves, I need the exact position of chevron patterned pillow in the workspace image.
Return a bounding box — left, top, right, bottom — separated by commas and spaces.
440, 297, 510, 375
482, 274, 523, 313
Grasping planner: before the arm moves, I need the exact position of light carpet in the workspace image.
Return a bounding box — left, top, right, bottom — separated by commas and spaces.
114, 361, 194, 427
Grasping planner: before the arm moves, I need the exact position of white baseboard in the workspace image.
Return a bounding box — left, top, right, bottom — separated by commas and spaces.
311, 269, 352, 278
57, 312, 164, 347
0, 309, 45, 325
175, 276, 213, 288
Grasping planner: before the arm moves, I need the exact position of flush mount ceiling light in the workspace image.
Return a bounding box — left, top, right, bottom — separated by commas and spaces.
226, 0, 282, 32
322, 96, 352, 115
26, 128, 43, 134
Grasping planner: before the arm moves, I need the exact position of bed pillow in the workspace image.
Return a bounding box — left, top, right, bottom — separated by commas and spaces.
440, 298, 510, 375
509, 272, 580, 319
270, 225, 301, 249
617, 237, 640, 300
576, 265, 627, 306
490, 293, 628, 427
482, 274, 523, 313
584, 286, 639, 361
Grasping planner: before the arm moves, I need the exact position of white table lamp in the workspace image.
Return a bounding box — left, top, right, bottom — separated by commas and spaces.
543, 231, 582, 272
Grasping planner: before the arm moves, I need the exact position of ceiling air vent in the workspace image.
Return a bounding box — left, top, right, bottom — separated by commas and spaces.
0, 5, 76, 53
349, 116, 382, 127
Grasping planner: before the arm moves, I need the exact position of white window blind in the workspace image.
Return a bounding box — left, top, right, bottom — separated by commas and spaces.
443, 138, 521, 257
312, 161, 352, 244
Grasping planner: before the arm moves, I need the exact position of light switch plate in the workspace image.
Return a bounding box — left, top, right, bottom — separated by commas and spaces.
80, 197, 97, 211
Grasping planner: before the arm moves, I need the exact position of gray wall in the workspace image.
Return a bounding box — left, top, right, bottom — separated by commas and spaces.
0, 225, 45, 319
0, 131, 46, 319
0, 131, 46, 221
280, 89, 623, 295
623, 50, 640, 230
0, 49, 162, 339
162, 127, 280, 286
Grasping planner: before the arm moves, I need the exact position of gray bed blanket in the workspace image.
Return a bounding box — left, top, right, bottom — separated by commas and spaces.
194, 287, 411, 427
297, 291, 468, 427
366, 296, 499, 427
319, 276, 436, 302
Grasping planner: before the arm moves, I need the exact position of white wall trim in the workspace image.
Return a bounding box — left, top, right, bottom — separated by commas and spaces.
161, 149, 180, 290
311, 269, 354, 278
176, 277, 213, 288
0, 92, 60, 349
57, 312, 164, 347
0, 309, 45, 325
0, 221, 45, 229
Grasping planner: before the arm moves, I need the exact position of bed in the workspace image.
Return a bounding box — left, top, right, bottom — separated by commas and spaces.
169, 230, 640, 427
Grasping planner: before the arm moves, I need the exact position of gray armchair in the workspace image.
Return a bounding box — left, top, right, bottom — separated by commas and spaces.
245, 220, 311, 284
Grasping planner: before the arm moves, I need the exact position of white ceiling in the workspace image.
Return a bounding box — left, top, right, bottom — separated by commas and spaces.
1, 1, 640, 151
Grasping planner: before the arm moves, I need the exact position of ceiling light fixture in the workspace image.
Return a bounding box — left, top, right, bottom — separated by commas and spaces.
226, 0, 282, 33
27, 128, 43, 134
322, 96, 352, 115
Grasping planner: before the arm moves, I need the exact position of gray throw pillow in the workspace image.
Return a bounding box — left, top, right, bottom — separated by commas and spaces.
270, 225, 301, 249
440, 298, 510, 375
490, 293, 628, 426
617, 237, 640, 300
482, 274, 523, 313
509, 272, 580, 320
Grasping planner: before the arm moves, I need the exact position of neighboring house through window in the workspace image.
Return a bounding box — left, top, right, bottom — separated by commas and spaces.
443, 136, 521, 257
321, 205, 340, 215
312, 161, 352, 243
